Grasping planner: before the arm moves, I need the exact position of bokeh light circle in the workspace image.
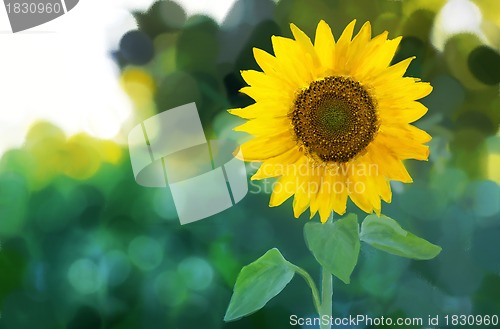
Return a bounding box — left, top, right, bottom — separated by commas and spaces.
128, 236, 164, 271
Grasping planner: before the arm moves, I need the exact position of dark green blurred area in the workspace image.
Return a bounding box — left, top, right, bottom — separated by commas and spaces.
1, 0, 500, 328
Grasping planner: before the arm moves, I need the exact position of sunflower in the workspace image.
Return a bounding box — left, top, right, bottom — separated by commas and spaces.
230, 20, 432, 223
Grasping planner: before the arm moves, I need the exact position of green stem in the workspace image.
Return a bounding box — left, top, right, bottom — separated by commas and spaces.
320, 268, 333, 329
319, 211, 334, 329
289, 264, 321, 314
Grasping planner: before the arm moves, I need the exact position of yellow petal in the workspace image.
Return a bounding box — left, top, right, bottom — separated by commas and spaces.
307, 165, 326, 219
352, 21, 372, 48
238, 132, 295, 161
333, 19, 356, 73
271, 36, 312, 87
326, 164, 349, 217
377, 133, 430, 160
240, 70, 292, 92
371, 56, 415, 84
373, 78, 433, 101
228, 100, 290, 119
347, 176, 374, 214
253, 47, 278, 76
239, 86, 290, 102
290, 23, 320, 67
356, 151, 392, 208
360, 151, 393, 204
378, 100, 429, 124
369, 36, 402, 72
270, 174, 296, 207
410, 82, 433, 100
292, 164, 316, 218
248, 51, 297, 90
350, 31, 388, 78
234, 117, 291, 136
368, 142, 414, 183
380, 124, 432, 144
346, 21, 372, 70
251, 148, 303, 180
374, 174, 392, 203
314, 20, 335, 70
346, 158, 381, 214
313, 170, 339, 221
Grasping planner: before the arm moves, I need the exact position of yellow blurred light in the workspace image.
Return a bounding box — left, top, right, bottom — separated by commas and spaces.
402, 0, 447, 17
97, 140, 123, 164
487, 153, 500, 184
121, 68, 156, 91
19, 122, 124, 186
64, 136, 103, 180
121, 68, 157, 119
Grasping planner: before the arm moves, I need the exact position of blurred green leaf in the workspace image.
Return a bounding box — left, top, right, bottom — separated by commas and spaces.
209, 240, 241, 286
0, 249, 26, 302
304, 214, 360, 284
224, 248, 295, 322
360, 215, 442, 260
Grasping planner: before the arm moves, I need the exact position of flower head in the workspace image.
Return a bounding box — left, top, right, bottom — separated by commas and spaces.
230, 20, 432, 223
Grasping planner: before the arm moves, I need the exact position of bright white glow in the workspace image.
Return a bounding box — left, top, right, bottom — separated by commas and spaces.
431, 0, 487, 51
119, 0, 157, 11
0, 0, 238, 157
175, 0, 237, 24
0, 0, 154, 155
441, 0, 482, 33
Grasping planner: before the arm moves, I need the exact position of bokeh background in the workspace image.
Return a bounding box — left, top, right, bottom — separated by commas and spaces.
1, 0, 500, 328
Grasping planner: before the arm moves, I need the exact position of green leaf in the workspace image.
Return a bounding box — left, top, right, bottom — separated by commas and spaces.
360, 214, 442, 260
304, 213, 360, 284
224, 248, 295, 322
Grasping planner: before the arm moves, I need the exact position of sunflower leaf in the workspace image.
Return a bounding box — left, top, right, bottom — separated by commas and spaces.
360, 214, 442, 260
304, 213, 360, 284
224, 248, 295, 322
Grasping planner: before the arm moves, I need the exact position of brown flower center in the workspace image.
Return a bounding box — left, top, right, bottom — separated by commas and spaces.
291, 76, 378, 163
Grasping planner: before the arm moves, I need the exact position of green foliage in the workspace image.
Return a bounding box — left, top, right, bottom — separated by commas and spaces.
0, 249, 26, 302
360, 215, 442, 260
304, 214, 360, 284
224, 248, 296, 321
226, 212, 442, 323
